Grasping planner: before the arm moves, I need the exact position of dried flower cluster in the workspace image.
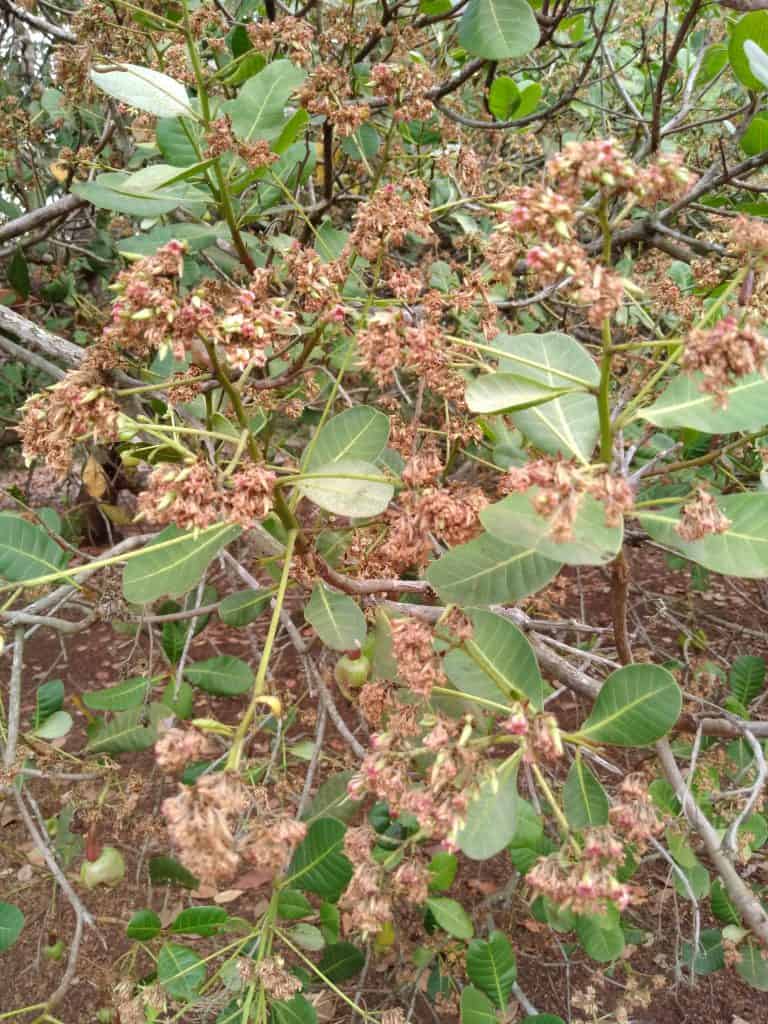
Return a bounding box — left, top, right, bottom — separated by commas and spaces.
498, 459, 634, 542
546, 139, 694, 204
155, 726, 215, 773
676, 488, 732, 543
348, 181, 434, 262
248, 15, 315, 64
137, 459, 276, 530
253, 956, 303, 999
339, 824, 431, 937
162, 774, 306, 886
348, 718, 476, 849
681, 315, 768, 406
608, 774, 664, 849
298, 64, 371, 136
370, 61, 435, 121
17, 370, 119, 476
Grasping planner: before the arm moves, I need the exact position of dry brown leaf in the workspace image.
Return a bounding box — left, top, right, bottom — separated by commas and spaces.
213, 889, 244, 904
82, 455, 109, 500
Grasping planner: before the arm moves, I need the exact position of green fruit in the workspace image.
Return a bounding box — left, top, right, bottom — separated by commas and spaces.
97, 1009, 116, 1023
43, 939, 65, 961
80, 846, 126, 889
334, 654, 371, 689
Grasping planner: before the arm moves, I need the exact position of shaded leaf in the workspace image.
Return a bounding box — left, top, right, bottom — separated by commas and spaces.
305, 584, 366, 652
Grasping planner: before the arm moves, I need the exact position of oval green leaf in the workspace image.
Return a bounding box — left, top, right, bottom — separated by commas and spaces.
576, 664, 682, 746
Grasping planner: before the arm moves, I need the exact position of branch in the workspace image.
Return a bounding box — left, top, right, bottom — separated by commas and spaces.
0, 0, 75, 41
656, 737, 768, 947
0, 305, 83, 370
0, 194, 86, 245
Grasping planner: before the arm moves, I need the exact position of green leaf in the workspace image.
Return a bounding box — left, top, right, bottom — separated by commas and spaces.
730, 13, 768, 91
638, 371, 768, 432
216, 1000, 244, 1024
710, 880, 740, 925
86, 706, 158, 754
33, 710, 73, 739
426, 532, 561, 606
126, 909, 162, 940
746, 37, 768, 88
8, 248, 30, 299
0, 903, 24, 952
466, 373, 577, 414
730, 655, 765, 705
288, 923, 324, 951
157, 942, 206, 1000
697, 43, 728, 86
149, 855, 199, 889
737, 939, 768, 989
156, 116, 201, 165
0, 514, 69, 582
277, 889, 313, 920
72, 171, 209, 217
481, 491, 623, 567
123, 524, 240, 604
514, 80, 542, 119
488, 75, 520, 120
458, 0, 540, 61
35, 679, 64, 728
575, 911, 625, 963
460, 985, 497, 1024
303, 406, 390, 472
428, 852, 458, 891
458, 759, 519, 860
638, 494, 768, 579
82, 676, 151, 711
298, 458, 394, 518
741, 112, 768, 156
170, 906, 228, 937
492, 332, 600, 462
318, 941, 365, 981
185, 655, 253, 696
218, 588, 271, 627
224, 60, 305, 142
682, 928, 725, 975
287, 819, 353, 901
563, 757, 609, 829
319, 902, 340, 944
426, 897, 474, 939
300, 770, 362, 824
305, 583, 366, 651
576, 664, 681, 746
466, 930, 516, 1007
271, 995, 317, 1024
90, 63, 194, 118
445, 609, 551, 709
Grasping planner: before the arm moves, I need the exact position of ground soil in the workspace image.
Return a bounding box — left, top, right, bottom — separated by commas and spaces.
2, 465, 768, 1024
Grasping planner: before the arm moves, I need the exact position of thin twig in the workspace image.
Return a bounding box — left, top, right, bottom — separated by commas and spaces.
3, 626, 25, 768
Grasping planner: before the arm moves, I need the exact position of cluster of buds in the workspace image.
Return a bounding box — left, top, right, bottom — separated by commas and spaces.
546, 138, 694, 204
528, 828, 634, 916
608, 774, 664, 850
